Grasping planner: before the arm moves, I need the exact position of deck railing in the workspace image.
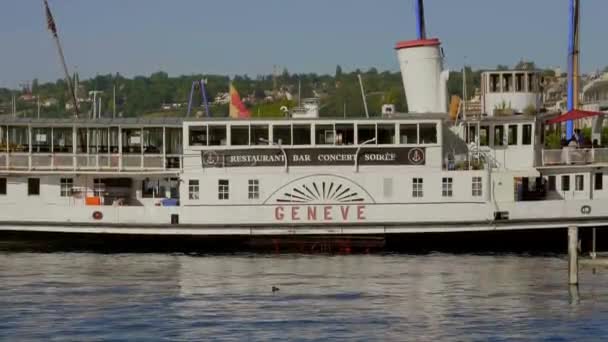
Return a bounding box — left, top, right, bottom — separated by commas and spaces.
541, 148, 608, 166
0, 153, 182, 172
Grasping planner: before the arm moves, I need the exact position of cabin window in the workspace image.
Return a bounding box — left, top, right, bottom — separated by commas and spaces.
0, 178, 6, 195
383, 178, 393, 198
143, 128, 163, 154
400, 124, 418, 144
548, 176, 556, 191
508, 125, 518, 145
189, 126, 207, 146
218, 179, 229, 200
561, 175, 570, 191
412, 178, 423, 198
28, 178, 40, 196
248, 179, 260, 200
489, 74, 500, 92
502, 74, 513, 92
377, 124, 395, 144
419, 124, 437, 144
480, 126, 490, 146
335, 124, 355, 145
122, 128, 142, 154
8, 127, 29, 152
494, 126, 505, 146
595, 173, 603, 191
466, 126, 477, 144
528, 74, 537, 92
188, 180, 199, 200
293, 125, 311, 145
442, 177, 453, 197
60, 178, 73, 197
316, 124, 335, 145
250, 125, 269, 145
165, 128, 182, 155
93, 179, 104, 197
273, 125, 292, 145
208, 126, 227, 146
357, 124, 376, 144
575, 175, 584, 191
230, 126, 249, 146
515, 73, 525, 92
522, 125, 532, 145
142, 179, 163, 198
53, 128, 73, 153
472, 177, 483, 197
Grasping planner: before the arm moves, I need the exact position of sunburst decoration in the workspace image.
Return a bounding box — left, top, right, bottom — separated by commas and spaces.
276, 181, 365, 203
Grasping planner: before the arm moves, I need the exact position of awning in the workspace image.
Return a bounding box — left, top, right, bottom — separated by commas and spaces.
547, 109, 603, 124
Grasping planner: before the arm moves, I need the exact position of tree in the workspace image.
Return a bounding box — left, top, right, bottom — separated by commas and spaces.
335, 65, 343, 80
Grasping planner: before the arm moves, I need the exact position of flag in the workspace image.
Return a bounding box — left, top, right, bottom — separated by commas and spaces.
44, 0, 58, 36
229, 84, 251, 118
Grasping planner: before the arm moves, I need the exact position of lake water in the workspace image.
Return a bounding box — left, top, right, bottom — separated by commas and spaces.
1, 253, 608, 341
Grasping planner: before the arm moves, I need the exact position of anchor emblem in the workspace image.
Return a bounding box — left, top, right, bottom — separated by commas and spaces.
408, 148, 425, 165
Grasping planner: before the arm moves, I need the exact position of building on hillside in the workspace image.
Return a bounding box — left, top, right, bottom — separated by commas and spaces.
583, 72, 608, 113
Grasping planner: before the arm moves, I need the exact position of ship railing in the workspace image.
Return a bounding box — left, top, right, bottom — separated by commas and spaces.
541, 148, 608, 166
0, 152, 183, 172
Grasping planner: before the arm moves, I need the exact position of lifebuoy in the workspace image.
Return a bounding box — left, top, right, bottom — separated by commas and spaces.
92, 211, 103, 220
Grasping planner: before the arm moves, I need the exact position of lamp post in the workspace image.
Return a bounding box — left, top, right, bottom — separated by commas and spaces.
260, 138, 288, 173
354, 138, 376, 172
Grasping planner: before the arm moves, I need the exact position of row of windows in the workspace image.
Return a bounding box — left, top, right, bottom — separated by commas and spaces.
413, 177, 483, 199
0, 177, 74, 197
547, 173, 604, 192
188, 122, 438, 147
187, 177, 483, 201
466, 124, 533, 147
189, 179, 260, 201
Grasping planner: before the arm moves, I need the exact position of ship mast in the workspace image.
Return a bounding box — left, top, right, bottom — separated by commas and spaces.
566, 0, 581, 139
43, 0, 80, 118
414, 0, 427, 40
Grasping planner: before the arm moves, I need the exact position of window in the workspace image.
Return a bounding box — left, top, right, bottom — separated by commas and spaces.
412, 178, 423, 198
522, 125, 532, 145
466, 126, 477, 144
208, 126, 227, 146
548, 176, 556, 191
189, 126, 207, 146
316, 124, 335, 145
489, 74, 500, 92
357, 124, 376, 144
503, 74, 513, 92
28, 178, 40, 196
0, 178, 6, 195
595, 173, 603, 191
400, 124, 418, 144
248, 179, 260, 200
142, 179, 163, 198
494, 126, 505, 146
419, 124, 437, 144
508, 125, 518, 145
472, 177, 483, 197
188, 180, 199, 200
93, 179, 104, 197
231, 126, 249, 146
562, 175, 570, 191
480, 126, 489, 146
515, 73, 525, 92
273, 125, 291, 145
575, 175, 584, 191
218, 179, 229, 200
250, 125, 269, 145
377, 124, 395, 144
383, 178, 393, 198
335, 124, 354, 145
293, 125, 311, 145
442, 177, 453, 197
60, 178, 73, 197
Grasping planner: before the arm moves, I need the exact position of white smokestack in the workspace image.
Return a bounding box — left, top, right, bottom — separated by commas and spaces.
395, 38, 449, 113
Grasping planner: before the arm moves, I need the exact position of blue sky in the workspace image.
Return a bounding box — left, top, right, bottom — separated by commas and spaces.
0, 0, 606, 88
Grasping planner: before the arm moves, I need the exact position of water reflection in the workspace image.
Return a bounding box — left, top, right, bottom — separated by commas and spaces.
1, 253, 608, 340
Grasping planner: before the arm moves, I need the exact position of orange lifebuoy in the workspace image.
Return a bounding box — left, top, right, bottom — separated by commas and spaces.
92, 211, 103, 220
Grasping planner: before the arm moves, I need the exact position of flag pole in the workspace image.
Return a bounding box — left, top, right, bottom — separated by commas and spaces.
43, 0, 79, 118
